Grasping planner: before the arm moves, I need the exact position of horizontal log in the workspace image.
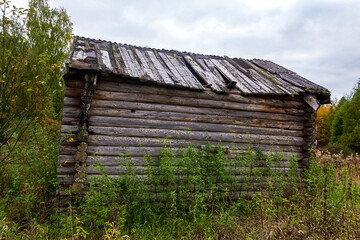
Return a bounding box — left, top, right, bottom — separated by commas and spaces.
58, 155, 75, 166
87, 134, 304, 148
84, 146, 303, 159
65, 78, 85, 89
59, 139, 303, 158
57, 175, 73, 186
86, 139, 302, 152
89, 126, 304, 143
96, 80, 305, 108
59, 145, 303, 160
89, 116, 303, 137
85, 165, 292, 175
91, 99, 304, 122
85, 174, 290, 185
93, 89, 304, 116
63, 97, 81, 107
62, 117, 79, 127
58, 167, 76, 175
60, 146, 78, 155
65, 87, 83, 98
60, 133, 78, 146
86, 156, 295, 167
86, 156, 147, 166
89, 108, 303, 130
62, 106, 81, 118
61, 125, 78, 134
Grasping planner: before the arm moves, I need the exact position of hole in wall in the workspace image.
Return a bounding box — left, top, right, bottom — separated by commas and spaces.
131, 109, 136, 113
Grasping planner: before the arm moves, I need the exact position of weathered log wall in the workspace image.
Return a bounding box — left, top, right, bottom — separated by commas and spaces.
58, 75, 311, 205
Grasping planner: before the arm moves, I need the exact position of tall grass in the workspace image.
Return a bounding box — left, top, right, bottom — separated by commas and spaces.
0, 139, 359, 239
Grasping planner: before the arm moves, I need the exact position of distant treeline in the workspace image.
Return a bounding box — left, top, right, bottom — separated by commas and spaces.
317, 80, 360, 154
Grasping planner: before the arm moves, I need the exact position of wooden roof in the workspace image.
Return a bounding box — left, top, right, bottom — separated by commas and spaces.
66, 36, 330, 102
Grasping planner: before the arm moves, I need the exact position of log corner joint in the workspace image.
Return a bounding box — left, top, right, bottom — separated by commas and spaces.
71, 73, 97, 194
302, 93, 319, 167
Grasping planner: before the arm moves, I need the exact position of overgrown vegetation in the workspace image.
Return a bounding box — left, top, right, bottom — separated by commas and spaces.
0, 0, 71, 237
317, 79, 360, 154
0, 0, 72, 164
1, 141, 359, 239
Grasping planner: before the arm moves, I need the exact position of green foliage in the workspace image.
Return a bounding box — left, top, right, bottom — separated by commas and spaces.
0, 2, 72, 238
1, 141, 360, 239
329, 80, 360, 154
0, 0, 72, 163
0, 120, 60, 239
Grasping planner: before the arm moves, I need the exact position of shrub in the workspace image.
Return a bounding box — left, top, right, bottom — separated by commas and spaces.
329, 80, 360, 154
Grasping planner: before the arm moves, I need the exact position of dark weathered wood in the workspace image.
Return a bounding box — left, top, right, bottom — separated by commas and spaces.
62, 117, 79, 126
85, 146, 303, 158
88, 126, 303, 142
60, 146, 77, 155
89, 108, 304, 130
61, 125, 78, 133
97, 80, 305, 108
58, 167, 76, 175
63, 97, 81, 107
93, 89, 304, 116
65, 78, 85, 89
91, 99, 304, 122
59, 155, 75, 166
85, 165, 291, 175
85, 174, 287, 186
60, 133, 78, 146
62, 108, 81, 118
57, 175, 73, 186
304, 94, 320, 111
86, 156, 293, 167
58, 78, 311, 196
65, 87, 83, 98
89, 116, 304, 137
87, 134, 304, 148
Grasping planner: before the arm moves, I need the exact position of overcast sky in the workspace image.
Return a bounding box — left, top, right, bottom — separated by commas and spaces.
17, 0, 360, 100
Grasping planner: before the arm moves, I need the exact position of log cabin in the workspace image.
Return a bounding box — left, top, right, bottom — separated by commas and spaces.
58, 36, 330, 205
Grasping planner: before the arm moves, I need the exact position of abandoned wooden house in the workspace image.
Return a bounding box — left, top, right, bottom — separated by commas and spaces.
58, 36, 330, 203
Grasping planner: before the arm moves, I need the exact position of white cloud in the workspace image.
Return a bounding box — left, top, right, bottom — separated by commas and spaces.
9, 0, 360, 99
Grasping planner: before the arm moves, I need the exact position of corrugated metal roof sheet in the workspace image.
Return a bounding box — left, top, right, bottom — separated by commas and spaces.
67, 36, 330, 98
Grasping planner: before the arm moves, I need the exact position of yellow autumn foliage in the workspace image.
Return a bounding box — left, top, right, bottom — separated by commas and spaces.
316, 104, 331, 146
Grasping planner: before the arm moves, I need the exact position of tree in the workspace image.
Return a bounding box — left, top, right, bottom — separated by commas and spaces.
316, 104, 331, 147
0, 0, 72, 164
329, 79, 360, 154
